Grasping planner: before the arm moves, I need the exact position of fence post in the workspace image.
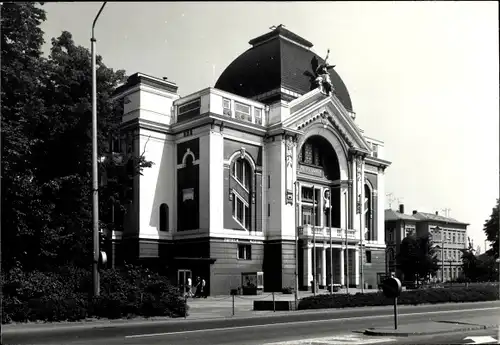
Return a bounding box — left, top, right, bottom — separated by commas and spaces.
184, 295, 188, 319
273, 291, 276, 312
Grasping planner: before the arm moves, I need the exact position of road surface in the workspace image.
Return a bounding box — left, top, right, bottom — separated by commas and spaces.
3, 302, 499, 345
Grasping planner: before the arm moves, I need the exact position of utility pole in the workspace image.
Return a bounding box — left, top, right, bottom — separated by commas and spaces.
91, 1, 108, 297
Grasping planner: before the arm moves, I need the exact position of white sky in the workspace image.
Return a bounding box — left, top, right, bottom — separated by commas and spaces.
40, 1, 499, 252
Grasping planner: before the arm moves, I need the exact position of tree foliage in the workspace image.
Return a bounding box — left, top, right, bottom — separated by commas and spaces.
461, 237, 498, 282
1, 3, 151, 272
483, 198, 499, 259
397, 233, 439, 283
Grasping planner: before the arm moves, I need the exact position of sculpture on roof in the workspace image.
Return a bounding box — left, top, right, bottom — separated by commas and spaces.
305, 49, 336, 96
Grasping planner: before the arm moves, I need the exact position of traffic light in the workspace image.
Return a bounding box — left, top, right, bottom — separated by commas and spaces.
98, 229, 108, 268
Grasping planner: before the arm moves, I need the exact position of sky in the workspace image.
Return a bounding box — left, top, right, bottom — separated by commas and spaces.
40, 1, 499, 252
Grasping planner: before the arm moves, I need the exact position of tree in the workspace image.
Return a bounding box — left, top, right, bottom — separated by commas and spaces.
397, 233, 439, 284
1, 3, 152, 272
461, 237, 498, 282
483, 199, 499, 259
1, 2, 53, 271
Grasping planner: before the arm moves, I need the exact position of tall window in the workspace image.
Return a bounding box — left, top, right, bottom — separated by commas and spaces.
159, 203, 169, 231
254, 108, 262, 125
232, 191, 250, 230
300, 143, 322, 166
238, 244, 252, 260
223, 98, 231, 116
232, 158, 251, 190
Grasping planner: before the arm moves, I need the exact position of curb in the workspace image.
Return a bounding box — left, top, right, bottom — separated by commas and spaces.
364, 324, 491, 337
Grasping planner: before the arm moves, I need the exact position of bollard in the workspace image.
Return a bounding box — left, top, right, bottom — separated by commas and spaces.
393, 296, 398, 330
232, 294, 235, 316
184, 295, 188, 319
272, 292, 276, 312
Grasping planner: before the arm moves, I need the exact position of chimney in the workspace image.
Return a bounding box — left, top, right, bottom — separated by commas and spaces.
399, 204, 404, 214
435, 211, 439, 215
412, 210, 417, 215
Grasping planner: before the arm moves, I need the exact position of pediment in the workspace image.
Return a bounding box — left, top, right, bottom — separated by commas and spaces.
282, 90, 371, 152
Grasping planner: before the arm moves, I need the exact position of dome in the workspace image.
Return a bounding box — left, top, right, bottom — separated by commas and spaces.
215, 26, 353, 112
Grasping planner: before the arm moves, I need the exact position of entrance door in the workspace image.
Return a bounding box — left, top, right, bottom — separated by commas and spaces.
178, 269, 192, 294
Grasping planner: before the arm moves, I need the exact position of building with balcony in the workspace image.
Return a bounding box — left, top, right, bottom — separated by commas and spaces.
385, 204, 469, 282
109, 26, 391, 295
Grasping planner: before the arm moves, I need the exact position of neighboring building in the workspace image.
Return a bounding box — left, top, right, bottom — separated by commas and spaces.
385, 204, 468, 282
384, 204, 418, 278
108, 26, 391, 295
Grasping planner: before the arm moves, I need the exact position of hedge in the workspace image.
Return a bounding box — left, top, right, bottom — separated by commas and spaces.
298, 284, 499, 310
1, 264, 188, 324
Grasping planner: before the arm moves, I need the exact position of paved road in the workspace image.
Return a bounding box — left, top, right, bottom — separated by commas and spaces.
391, 327, 500, 344
3, 302, 499, 345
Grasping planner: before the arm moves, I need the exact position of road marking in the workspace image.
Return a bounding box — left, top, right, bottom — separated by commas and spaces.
263, 333, 395, 344
125, 306, 500, 339
463, 336, 499, 344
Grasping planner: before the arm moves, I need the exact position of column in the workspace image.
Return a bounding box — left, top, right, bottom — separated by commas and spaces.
355, 248, 360, 287
321, 247, 327, 286
339, 248, 345, 286
303, 245, 313, 287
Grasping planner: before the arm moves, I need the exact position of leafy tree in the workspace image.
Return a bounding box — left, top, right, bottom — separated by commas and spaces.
1, 2, 52, 271
397, 233, 439, 284
483, 199, 499, 259
1, 4, 152, 272
460, 237, 498, 282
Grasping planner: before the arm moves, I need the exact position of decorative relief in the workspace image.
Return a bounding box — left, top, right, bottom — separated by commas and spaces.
285, 135, 295, 206
285, 136, 294, 168
239, 147, 246, 160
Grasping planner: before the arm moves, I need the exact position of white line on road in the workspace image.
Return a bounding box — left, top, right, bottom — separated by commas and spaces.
263, 333, 396, 344
125, 306, 500, 339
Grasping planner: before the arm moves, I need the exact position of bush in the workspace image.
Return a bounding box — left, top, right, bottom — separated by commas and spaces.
282, 286, 294, 294
298, 284, 499, 310
1, 264, 187, 324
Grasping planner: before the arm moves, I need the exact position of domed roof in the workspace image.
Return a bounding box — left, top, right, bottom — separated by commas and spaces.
215, 26, 353, 111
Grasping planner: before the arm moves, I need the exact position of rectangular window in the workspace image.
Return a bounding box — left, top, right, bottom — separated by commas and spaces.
365, 251, 372, 263
178, 99, 201, 116
254, 108, 262, 125
223, 98, 231, 116
238, 244, 252, 260
267, 175, 271, 189
302, 207, 312, 225
301, 187, 313, 201
452, 233, 456, 244
235, 102, 251, 122
268, 203, 271, 217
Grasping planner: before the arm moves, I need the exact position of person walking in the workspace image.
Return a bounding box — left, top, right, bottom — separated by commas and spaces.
186, 276, 193, 298
201, 277, 207, 298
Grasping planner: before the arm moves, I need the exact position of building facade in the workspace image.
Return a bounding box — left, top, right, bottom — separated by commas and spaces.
385, 204, 468, 282
109, 26, 391, 295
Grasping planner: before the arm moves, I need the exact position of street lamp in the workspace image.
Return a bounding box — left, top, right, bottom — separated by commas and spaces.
91, 2, 107, 297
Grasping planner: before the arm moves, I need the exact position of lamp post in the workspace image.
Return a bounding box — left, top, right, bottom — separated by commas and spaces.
91, 2, 107, 297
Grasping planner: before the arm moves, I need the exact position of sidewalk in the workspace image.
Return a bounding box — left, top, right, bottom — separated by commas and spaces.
365, 314, 500, 337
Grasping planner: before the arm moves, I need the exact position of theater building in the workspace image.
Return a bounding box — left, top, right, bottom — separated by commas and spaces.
110, 26, 391, 295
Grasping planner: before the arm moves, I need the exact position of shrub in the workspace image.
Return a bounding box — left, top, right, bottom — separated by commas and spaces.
282, 286, 294, 294
298, 285, 499, 310
1, 264, 188, 324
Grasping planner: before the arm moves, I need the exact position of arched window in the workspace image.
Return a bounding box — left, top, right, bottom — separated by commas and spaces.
159, 203, 169, 231
232, 158, 252, 190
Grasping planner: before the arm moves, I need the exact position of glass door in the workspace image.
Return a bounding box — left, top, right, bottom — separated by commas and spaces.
177, 269, 192, 294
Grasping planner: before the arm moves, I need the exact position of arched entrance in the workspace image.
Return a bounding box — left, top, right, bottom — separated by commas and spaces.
296, 131, 355, 290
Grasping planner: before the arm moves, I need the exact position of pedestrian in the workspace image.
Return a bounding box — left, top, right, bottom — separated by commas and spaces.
194, 276, 201, 298
186, 276, 193, 298
201, 277, 207, 298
